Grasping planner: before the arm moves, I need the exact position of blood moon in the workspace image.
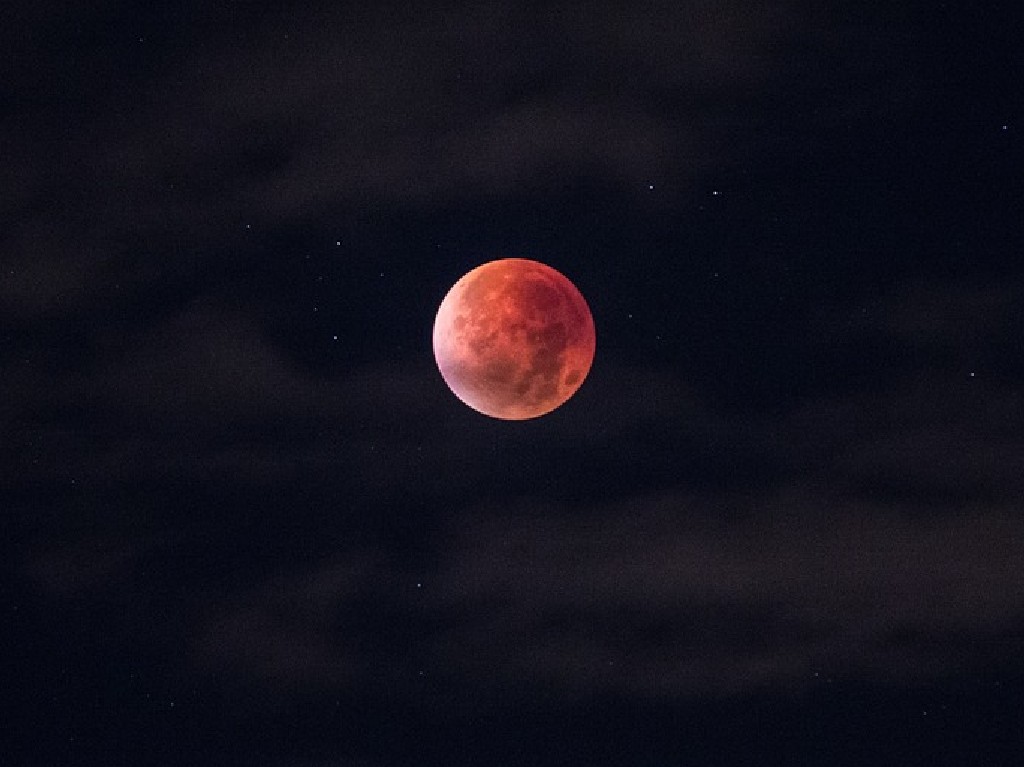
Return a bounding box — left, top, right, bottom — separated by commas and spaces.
433, 258, 596, 420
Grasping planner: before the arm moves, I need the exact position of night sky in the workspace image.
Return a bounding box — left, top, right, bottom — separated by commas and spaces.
5, 1, 1024, 765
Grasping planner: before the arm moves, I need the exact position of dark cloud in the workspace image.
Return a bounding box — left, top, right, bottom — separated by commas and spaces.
169, 488, 1024, 714
2, 0, 909, 322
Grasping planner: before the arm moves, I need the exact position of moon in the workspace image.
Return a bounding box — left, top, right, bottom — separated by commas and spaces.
433, 258, 596, 420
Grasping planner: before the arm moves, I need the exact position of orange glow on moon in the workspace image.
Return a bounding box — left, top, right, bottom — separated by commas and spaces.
433, 258, 596, 420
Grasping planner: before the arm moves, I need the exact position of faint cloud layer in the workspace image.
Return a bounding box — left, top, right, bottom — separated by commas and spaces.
190, 493, 1024, 708
17, 272, 1024, 710
3, 0, 806, 319
6, 0, 1017, 721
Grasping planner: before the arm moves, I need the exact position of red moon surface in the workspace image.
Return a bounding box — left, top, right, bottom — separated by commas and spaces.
433, 258, 596, 420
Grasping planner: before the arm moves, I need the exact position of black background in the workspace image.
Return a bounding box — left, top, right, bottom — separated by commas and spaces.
5, 1, 1023, 765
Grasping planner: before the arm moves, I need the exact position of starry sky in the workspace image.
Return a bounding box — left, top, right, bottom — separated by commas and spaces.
5, 1, 1023, 765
